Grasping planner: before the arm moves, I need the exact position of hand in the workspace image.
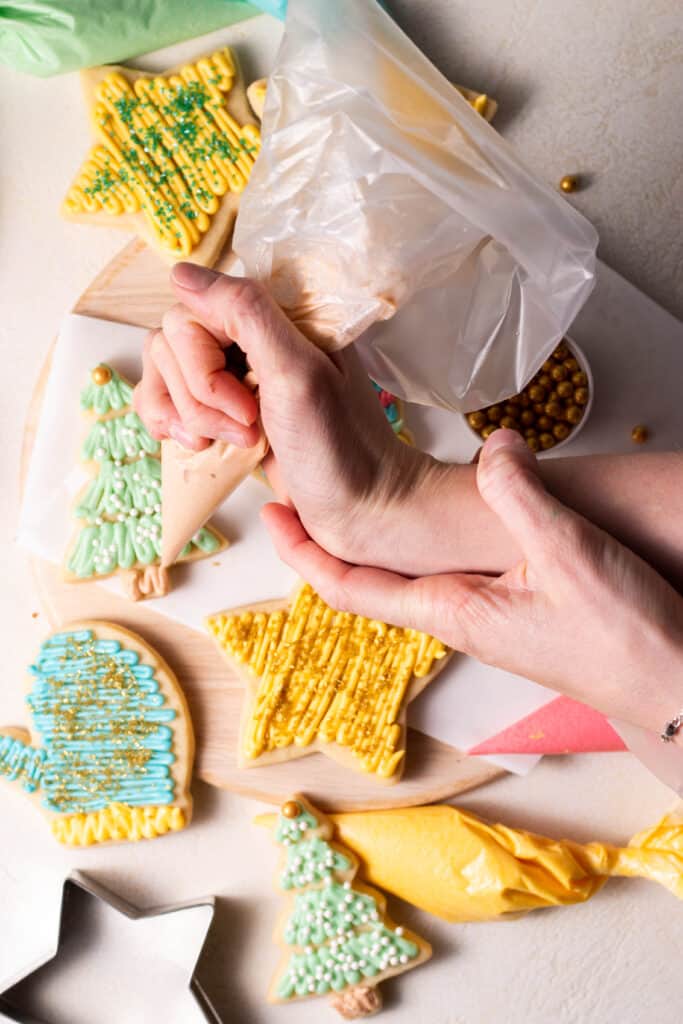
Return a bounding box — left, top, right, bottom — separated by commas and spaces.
133, 263, 435, 570
263, 428, 683, 736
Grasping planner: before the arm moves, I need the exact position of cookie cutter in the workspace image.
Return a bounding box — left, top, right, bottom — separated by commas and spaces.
0, 872, 222, 1023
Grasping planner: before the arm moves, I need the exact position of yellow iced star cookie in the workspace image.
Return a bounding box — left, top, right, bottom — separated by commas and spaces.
62, 47, 260, 266
206, 583, 450, 782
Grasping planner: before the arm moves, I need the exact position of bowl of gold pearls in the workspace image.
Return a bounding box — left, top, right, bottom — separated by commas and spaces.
464, 337, 592, 454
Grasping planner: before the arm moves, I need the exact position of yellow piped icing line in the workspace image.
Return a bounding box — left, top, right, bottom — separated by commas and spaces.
63, 47, 260, 257
50, 802, 186, 846
207, 585, 447, 777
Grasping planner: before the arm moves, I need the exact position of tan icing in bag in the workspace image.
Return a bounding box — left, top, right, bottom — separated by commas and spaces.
164, 0, 599, 554
234, 0, 598, 411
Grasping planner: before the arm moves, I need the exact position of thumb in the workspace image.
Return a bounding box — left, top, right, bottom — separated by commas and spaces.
170, 263, 319, 382
476, 428, 574, 563
0, 727, 44, 792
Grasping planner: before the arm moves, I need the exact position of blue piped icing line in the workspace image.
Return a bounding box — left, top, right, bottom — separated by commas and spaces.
0, 734, 46, 792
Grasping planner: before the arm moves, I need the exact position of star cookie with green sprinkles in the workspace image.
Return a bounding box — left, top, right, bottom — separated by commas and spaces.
61, 47, 261, 266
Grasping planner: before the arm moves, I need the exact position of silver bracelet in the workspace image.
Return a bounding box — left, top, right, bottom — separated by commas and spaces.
661, 711, 683, 742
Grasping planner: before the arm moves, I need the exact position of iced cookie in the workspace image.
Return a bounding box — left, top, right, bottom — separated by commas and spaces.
206, 583, 450, 781
260, 795, 431, 1018
0, 623, 193, 846
62, 47, 261, 266
64, 364, 228, 600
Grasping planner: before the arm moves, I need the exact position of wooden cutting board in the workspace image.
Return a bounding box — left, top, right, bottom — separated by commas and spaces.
21, 236, 503, 811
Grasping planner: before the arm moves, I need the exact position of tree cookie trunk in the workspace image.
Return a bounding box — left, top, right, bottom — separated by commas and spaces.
122, 565, 170, 601
329, 985, 383, 1019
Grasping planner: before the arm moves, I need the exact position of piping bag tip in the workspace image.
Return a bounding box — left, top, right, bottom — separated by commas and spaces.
161, 434, 269, 566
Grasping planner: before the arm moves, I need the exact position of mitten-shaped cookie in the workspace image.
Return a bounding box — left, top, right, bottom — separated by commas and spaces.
0, 622, 193, 846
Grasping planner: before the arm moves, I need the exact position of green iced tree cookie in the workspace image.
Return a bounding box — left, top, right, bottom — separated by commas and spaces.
65, 364, 226, 599
266, 795, 431, 1019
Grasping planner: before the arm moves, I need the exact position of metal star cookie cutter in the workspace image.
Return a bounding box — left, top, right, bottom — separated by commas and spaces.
0, 872, 222, 1023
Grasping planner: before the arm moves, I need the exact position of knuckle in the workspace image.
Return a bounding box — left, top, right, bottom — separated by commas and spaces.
230, 277, 266, 313
161, 302, 189, 338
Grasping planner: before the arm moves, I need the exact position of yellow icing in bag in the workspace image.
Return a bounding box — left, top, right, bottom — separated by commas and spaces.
315, 805, 683, 922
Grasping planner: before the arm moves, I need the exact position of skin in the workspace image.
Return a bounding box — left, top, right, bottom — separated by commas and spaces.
134, 263, 683, 748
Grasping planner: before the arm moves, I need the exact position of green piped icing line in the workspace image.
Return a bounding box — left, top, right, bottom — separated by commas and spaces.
75, 455, 161, 521
27, 629, 177, 815
281, 836, 352, 891
284, 882, 380, 947
276, 806, 319, 843
0, 734, 46, 792
82, 412, 160, 462
67, 514, 220, 578
81, 366, 134, 414
276, 924, 419, 999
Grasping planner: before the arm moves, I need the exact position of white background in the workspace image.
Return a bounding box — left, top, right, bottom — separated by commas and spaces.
1, 4, 682, 1022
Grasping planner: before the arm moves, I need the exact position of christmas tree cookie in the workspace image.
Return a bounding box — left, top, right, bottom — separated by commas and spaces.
0, 622, 193, 846
206, 583, 450, 782
61, 47, 261, 266
261, 795, 431, 1018
65, 364, 227, 600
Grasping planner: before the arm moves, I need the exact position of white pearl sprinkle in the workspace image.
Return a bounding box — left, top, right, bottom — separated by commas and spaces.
395, 927, 404, 936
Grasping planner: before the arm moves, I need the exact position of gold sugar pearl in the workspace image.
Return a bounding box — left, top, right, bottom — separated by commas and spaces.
551, 364, 568, 382
500, 416, 517, 430
91, 365, 112, 386
468, 411, 487, 430
487, 405, 503, 423
565, 405, 583, 425
528, 385, 546, 403
537, 415, 552, 431
481, 424, 498, 439
559, 174, 579, 193
545, 401, 563, 419
631, 424, 649, 444
553, 422, 570, 441
574, 387, 589, 405
281, 800, 301, 819
556, 381, 573, 399
526, 435, 540, 453
539, 432, 556, 449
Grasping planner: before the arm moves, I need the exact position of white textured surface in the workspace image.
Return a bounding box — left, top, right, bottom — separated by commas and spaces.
1, 5, 682, 1023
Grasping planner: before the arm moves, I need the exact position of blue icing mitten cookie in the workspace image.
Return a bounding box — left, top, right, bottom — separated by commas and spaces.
0, 623, 194, 846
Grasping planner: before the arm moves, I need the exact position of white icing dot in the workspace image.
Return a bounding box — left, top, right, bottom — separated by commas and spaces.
399, 955, 409, 964
395, 927, 404, 936
95, 447, 106, 458
117, 514, 126, 522
343, 881, 351, 890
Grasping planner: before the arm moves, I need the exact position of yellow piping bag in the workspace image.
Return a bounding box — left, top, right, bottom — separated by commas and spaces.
294, 804, 683, 923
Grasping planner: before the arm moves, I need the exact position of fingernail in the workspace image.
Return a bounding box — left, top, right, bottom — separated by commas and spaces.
169, 423, 201, 449
483, 427, 527, 455
171, 262, 220, 292
218, 428, 249, 448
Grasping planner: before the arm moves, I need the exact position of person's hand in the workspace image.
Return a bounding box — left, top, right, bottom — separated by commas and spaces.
133, 263, 436, 570
263, 428, 683, 736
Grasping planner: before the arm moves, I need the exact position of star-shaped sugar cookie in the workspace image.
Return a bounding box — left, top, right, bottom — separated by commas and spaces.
206, 583, 451, 783
61, 47, 261, 266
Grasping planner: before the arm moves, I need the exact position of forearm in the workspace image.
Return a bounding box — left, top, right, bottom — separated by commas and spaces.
383, 451, 683, 590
